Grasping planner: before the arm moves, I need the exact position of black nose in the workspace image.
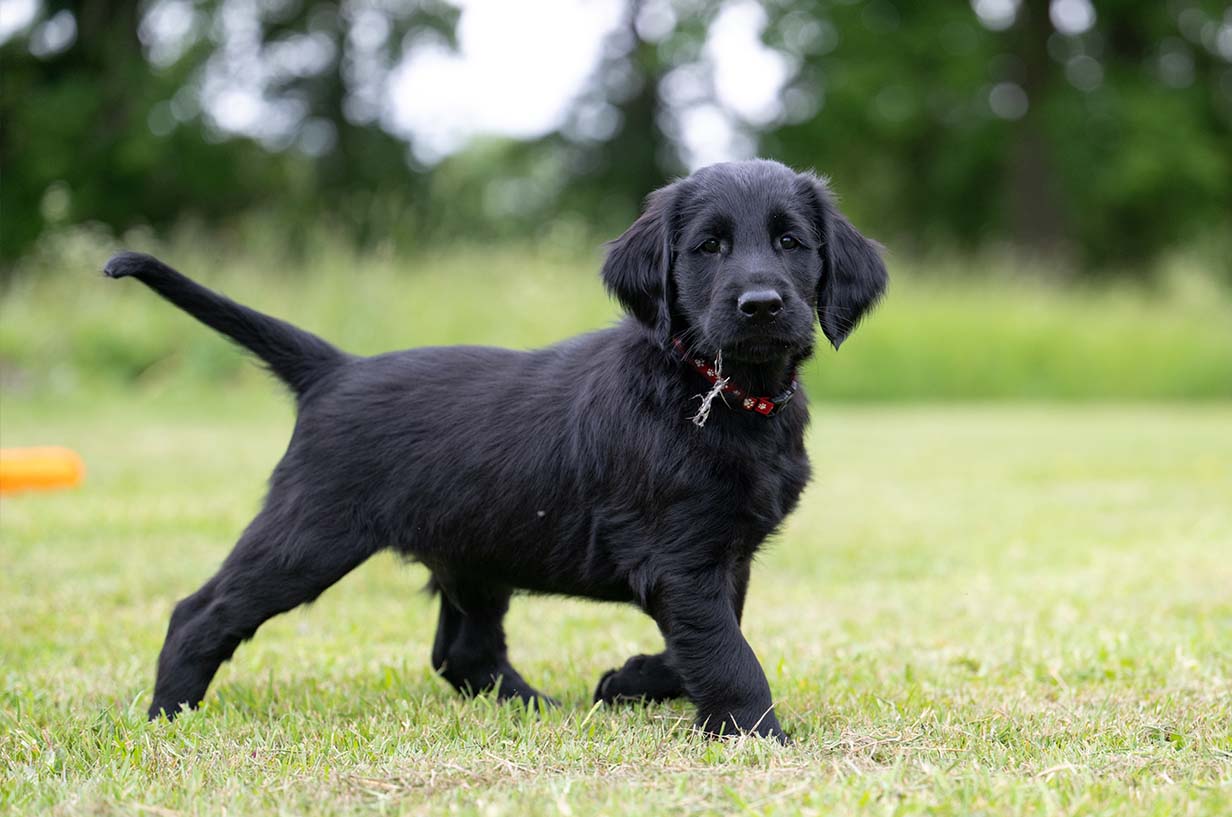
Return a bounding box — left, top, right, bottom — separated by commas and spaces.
737, 289, 783, 321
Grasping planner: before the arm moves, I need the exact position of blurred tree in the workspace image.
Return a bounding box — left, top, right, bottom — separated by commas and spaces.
0, 0, 458, 267
2, 1, 284, 264
554, 0, 683, 231
759, 3, 1006, 251
757, 0, 1232, 268
251, 0, 458, 246
2, 0, 1229, 272
462, 0, 700, 241
1046, 0, 1232, 267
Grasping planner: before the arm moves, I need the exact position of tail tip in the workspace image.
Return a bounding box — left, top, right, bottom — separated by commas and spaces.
103, 251, 161, 280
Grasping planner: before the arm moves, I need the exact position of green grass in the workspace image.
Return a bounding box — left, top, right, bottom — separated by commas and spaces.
2, 391, 1230, 815
2, 242, 1230, 812
2, 235, 1231, 400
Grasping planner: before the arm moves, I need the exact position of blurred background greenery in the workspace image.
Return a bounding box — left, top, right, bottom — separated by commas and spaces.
1, 0, 1230, 400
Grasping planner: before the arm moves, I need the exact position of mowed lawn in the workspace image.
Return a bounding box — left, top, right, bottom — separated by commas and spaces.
2, 392, 1230, 816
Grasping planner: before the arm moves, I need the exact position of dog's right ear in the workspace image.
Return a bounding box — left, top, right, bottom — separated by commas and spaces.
601, 183, 677, 346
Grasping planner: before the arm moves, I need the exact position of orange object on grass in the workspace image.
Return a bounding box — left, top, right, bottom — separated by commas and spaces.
0, 447, 86, 493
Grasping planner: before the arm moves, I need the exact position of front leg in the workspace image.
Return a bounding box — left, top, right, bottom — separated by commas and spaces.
653, 569, 786, 742
594, 558, 751, 705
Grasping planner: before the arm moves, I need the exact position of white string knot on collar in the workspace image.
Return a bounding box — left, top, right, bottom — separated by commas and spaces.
688, 350, 729, 428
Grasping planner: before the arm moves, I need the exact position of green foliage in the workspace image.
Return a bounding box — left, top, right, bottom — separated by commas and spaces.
2, 396, 1230, 814
0, 0, 458, 266
1, 1, 293, 264
3, 2, 1230, 271
757, 1, 1232, 268
2, 235, 1230, 401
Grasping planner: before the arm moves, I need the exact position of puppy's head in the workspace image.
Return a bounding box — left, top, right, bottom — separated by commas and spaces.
602, 159, 887, 363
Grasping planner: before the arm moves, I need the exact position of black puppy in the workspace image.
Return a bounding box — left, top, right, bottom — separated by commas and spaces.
104, 159, 886, 741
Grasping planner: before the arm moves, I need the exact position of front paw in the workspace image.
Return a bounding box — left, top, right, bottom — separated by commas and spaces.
593, 667, 622, 703
699, 710, 790, 744
594, 653, 685, 704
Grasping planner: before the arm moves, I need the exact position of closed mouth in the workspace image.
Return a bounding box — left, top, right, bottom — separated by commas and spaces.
722, 337, 797, 363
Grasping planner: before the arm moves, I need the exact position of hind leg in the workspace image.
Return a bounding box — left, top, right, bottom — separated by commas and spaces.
431, 582, 554, 707
149, 510, 374, 719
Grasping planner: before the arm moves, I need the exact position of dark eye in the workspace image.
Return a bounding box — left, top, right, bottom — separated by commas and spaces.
699, 238, 721, 254
779, 234, 799, 250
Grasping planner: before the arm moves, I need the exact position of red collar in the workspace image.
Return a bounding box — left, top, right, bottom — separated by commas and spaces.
672, 338, 800, 417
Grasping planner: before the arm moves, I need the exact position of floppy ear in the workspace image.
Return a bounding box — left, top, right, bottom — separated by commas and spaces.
601, 183, 677, 346
804, 176, 888, 349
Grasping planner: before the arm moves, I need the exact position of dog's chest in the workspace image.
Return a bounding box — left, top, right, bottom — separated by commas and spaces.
692, 432, 811, 558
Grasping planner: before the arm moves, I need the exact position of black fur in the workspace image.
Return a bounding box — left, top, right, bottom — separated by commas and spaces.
104, 159, 886, 742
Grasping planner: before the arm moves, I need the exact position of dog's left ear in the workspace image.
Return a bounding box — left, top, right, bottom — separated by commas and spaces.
801, 175, 888, 349
601, 182, 677, 346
